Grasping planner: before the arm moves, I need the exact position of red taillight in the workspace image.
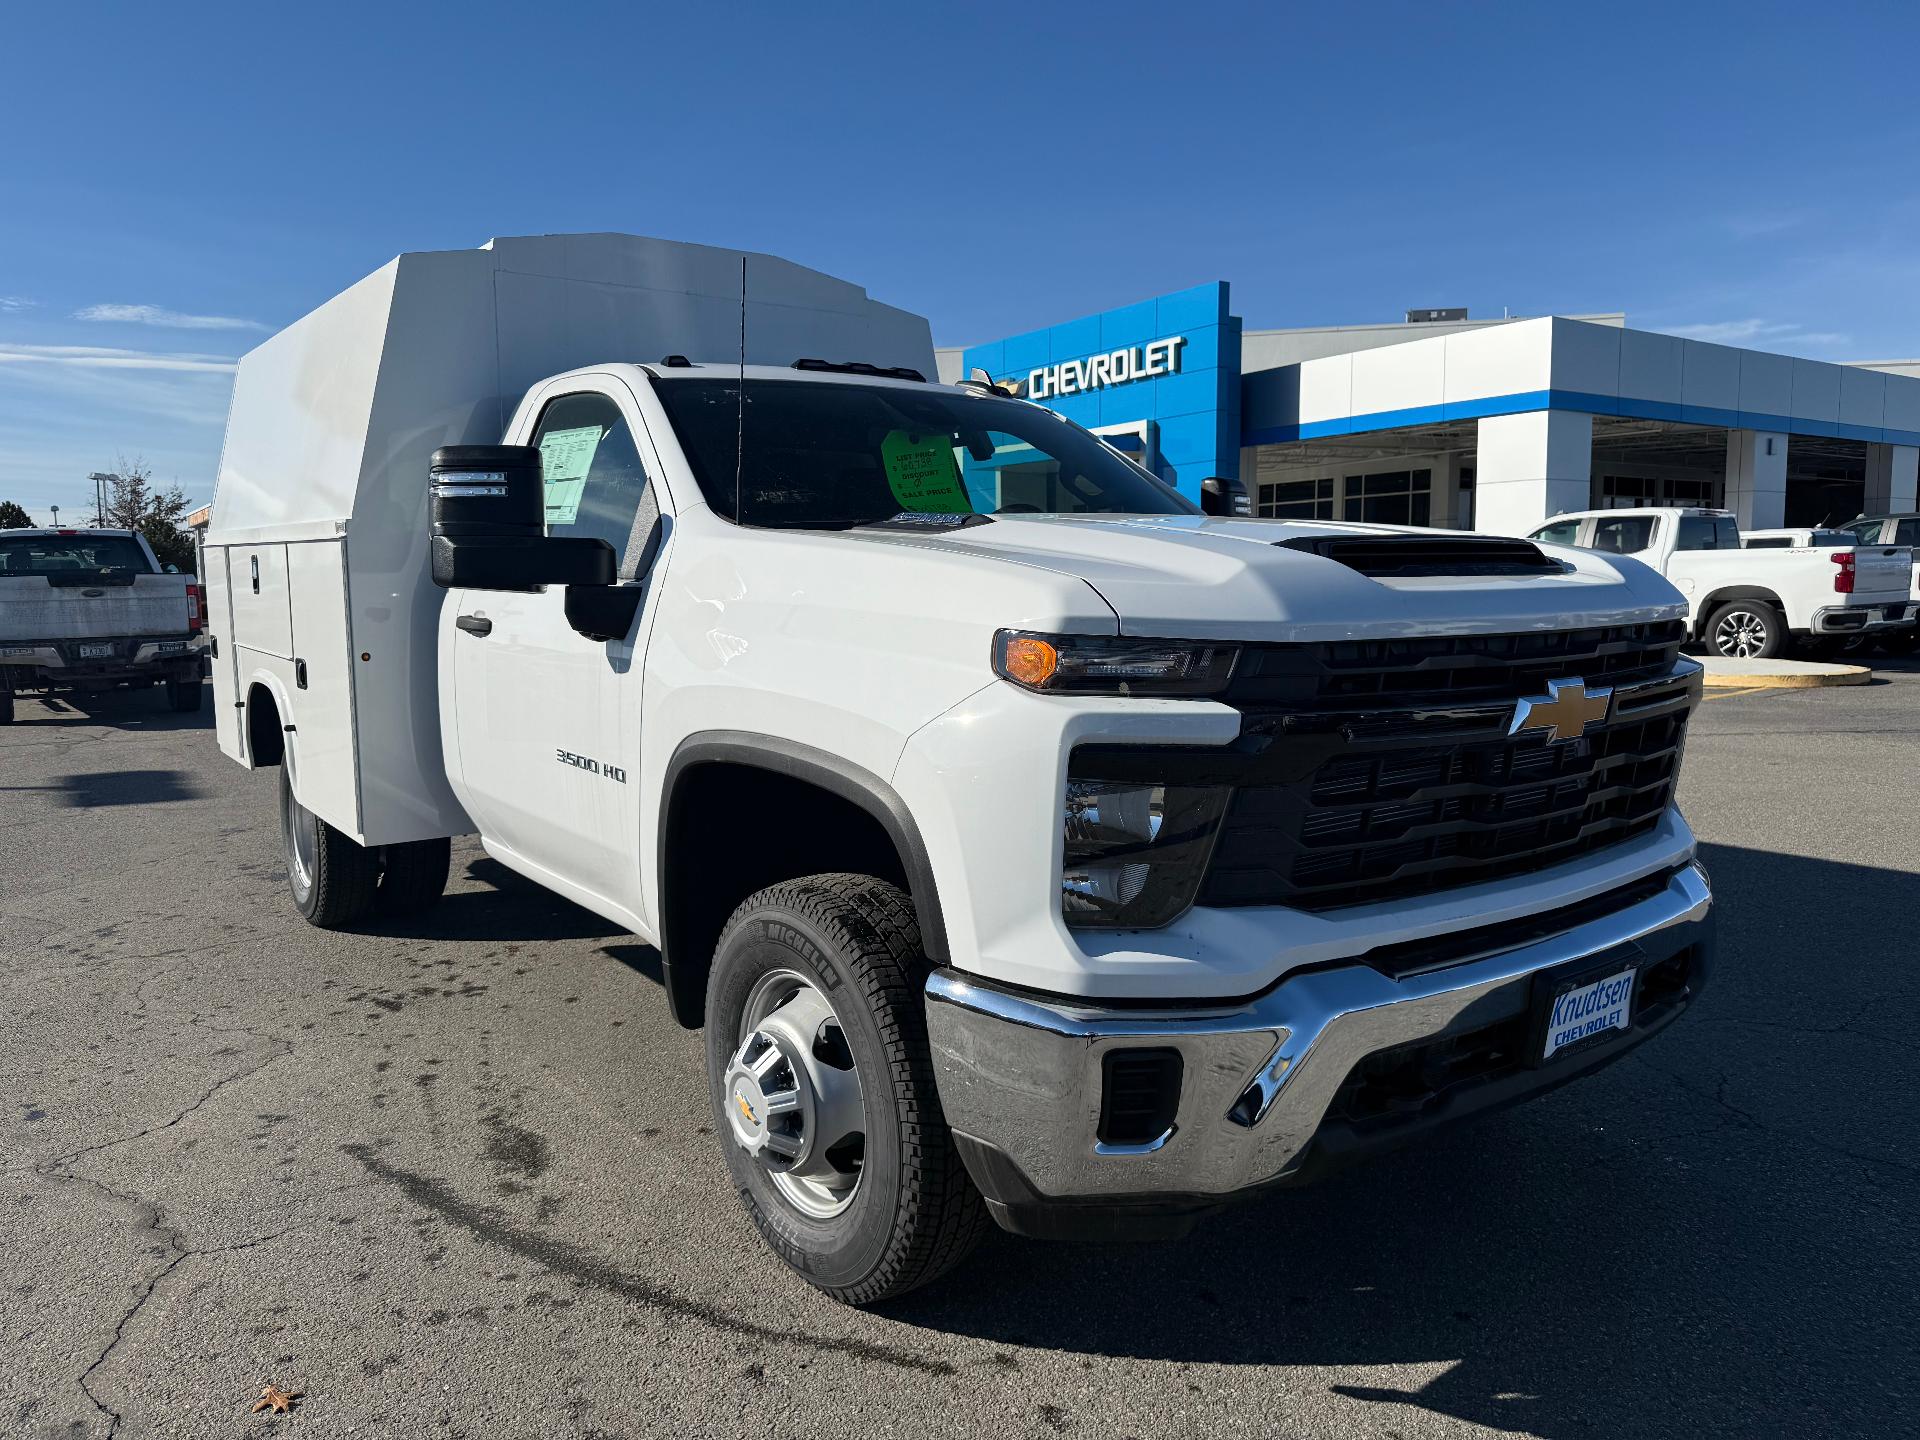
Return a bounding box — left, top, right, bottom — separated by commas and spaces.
187, 583, 205, 633
1831, 551, 1855, 594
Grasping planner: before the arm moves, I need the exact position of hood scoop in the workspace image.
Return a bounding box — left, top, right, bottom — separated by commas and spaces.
1275, 534, 1564, 578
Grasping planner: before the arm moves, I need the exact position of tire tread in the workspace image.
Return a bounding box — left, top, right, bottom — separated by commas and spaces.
715, 873, 990, 1304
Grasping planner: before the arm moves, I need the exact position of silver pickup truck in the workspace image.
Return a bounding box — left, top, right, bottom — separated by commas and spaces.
0, 527, 205, 723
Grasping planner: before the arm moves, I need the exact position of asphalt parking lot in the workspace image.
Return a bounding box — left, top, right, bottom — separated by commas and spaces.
4, 665, 1917, 1440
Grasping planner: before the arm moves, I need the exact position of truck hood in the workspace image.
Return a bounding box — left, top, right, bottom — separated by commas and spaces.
846, 514, 1687, 642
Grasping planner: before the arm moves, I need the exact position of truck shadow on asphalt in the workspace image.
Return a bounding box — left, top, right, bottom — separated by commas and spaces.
0, 767, 211, 807
358, 857, 633, 945
2, 687, 214, 732
880, 839, 1918, 1438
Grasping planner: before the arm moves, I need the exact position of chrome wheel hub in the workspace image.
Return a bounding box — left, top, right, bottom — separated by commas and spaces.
1714, 610, 1769, 659
281, 770, 316, 894
724, 970, 866, 1219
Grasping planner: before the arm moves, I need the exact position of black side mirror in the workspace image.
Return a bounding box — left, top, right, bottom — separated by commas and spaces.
1199, 476, 1233, 517
428, 445, 614, 590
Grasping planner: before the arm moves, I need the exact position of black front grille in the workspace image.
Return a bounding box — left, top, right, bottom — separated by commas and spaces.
1192, 623, 1696, 912
1223, 619, 1685, 710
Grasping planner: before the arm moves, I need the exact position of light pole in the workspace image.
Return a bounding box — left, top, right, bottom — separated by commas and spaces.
50, 504, 60, 528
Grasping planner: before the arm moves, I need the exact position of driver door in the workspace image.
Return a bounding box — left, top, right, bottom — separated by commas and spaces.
449, 380, 663, 911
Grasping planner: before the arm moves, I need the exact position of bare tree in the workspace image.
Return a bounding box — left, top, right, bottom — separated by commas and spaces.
98, 455, 196, 572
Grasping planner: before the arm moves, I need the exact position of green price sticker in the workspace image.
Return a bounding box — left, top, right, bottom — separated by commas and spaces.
880, 429, 971, 514
538, 424, 605, 526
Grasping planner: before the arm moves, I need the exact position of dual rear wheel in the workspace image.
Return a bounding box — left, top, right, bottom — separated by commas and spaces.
279, 764, 449, 927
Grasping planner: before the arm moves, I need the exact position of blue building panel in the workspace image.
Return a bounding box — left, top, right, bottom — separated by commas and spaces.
1048, 314, 1103, 364
1167, 323, 1223, 375
1150, 366, 1222, 421
1002, 330, 1052, 377
1156, 282, 1229, 334
1099, 299, 1159, 349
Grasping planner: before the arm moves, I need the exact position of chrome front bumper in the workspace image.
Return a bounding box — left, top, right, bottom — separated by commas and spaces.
926, 863, 1713, 1230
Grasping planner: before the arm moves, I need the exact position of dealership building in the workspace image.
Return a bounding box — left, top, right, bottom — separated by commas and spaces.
935, 283, 1920, 533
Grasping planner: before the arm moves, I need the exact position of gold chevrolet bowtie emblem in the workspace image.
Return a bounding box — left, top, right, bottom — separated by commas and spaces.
1509, 677, 1612, 743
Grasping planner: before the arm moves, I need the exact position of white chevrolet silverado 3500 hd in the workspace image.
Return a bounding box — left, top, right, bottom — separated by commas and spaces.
205, 236, 1713, 1302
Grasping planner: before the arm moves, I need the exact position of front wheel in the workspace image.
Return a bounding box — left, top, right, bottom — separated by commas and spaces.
705, 874, 988, 1304
280, 763, 378, 928
1705, 599, 1786, 660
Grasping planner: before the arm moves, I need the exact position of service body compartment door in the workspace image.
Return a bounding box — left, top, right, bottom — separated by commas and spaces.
205, 547, 243, 761
229, 544, 293, 659
285, 540, 361, 838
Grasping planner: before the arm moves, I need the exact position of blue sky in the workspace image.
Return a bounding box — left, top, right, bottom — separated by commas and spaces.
4, 0, 1919, 520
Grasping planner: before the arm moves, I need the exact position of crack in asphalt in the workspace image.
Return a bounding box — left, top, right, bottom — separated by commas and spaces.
340, 1143, 957, 1378
1632, 1053, 1919, 1178
30, 1030, 296, 1435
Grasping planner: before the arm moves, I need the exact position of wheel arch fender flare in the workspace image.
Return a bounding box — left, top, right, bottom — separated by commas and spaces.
1697, 587, 1787, 635
656, 731, 951, 1028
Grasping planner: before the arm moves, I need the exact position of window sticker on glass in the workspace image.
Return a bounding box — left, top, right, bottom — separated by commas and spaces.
537, 424, 606, 526
880, 429, 972, 514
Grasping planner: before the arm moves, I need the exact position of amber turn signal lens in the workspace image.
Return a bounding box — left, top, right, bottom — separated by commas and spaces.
999, 634, 1059, 688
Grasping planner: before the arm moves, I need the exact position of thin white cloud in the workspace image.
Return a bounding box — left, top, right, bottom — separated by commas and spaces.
0, 342, 238, 373
0, 295, 33, 313
74, 302, 267, 332
1663, 318, 1850, 350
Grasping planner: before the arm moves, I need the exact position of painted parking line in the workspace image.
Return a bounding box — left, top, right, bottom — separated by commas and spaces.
1702, 686, 1770, 701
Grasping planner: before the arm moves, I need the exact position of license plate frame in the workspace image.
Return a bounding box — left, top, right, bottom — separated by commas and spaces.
78, 642, 115, 659
1529, 943, 1643, 1066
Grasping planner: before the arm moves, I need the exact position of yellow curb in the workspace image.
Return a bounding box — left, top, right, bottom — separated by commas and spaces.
1699, 667, 1871, 689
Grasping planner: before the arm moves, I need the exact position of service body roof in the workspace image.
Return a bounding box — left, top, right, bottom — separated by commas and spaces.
208, 232, 935, 540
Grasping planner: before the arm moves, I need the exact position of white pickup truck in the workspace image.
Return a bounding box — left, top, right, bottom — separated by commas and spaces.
1527, 507, 1915, 659
1, 527, 205, 723
205, 236, 1715, 1302
1834, 512, 1920, 652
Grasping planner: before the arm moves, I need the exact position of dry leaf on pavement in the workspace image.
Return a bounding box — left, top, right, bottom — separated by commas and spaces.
251, 1384, 300, 1415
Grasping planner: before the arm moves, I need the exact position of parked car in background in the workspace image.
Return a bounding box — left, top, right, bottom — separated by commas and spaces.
1740, 528, 1858, 550
1833, 514, 1920, 652
0, 527, 204, 723
1525, 507, 1914, 659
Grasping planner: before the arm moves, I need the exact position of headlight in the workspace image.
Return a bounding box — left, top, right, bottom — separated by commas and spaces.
994, 629, 1237, 697
1061, 768, 1229, 929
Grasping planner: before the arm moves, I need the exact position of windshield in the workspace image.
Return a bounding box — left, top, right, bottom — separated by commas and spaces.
0, 534, 151, 576
652, 378, 1199, 527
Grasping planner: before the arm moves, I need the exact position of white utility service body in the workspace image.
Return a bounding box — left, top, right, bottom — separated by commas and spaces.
0, 527, 204, 721
1528, 506, 1914, 657
207, 235, 1715, 1301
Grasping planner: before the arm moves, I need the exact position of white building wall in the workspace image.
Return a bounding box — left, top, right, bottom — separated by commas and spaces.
1864, 442, 1920, 514
1724, 431, 1788, 529
1473, 411, 1592, 535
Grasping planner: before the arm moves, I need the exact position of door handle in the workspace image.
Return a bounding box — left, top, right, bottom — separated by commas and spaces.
456, 614, 493, 637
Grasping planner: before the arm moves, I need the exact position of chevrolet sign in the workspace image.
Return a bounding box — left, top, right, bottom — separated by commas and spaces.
1026, 336, 1185, 401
